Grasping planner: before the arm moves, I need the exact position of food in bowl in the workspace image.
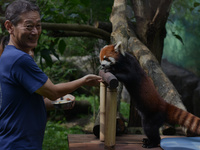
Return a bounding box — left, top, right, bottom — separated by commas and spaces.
52, 94, 75, 109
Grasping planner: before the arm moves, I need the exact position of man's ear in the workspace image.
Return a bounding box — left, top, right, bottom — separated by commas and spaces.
4, 20, 14, 34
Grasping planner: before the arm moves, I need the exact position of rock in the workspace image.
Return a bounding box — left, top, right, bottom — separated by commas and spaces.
161, 59, 200, 115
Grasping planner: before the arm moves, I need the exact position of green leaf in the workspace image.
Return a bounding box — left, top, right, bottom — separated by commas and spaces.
58, 39, 66, 55
172, 32, 184, 45
194, 2, 200, 8
40, 49, 53, 67
80, 0, 90, 6
49, 40, 60, 60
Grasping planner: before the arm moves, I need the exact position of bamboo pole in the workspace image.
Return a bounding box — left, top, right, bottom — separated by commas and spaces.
99, 70, 118, 149
105, 88, 117, 149
100, 82, 106, 142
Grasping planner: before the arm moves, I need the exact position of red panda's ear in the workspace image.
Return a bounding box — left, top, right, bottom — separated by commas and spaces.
114, 41, 125, 56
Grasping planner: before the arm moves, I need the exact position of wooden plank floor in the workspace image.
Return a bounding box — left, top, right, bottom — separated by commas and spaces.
68, 134, 179, 150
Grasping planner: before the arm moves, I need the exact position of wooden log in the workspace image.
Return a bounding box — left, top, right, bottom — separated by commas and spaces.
105, 88, 117, 149
100, 82, 106, 141
99, 70, 118, 89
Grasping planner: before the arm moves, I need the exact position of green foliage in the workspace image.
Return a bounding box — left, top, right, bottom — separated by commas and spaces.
37, 0, 113, 24
69, 38, 98, 56
37, 0, 88, 24
58, 39, 67, 55
33, 0, 112, 68
0, 1, 9, 14
120, 101, 130, 119
43, 121, 84, 150
40, 60, 82, 84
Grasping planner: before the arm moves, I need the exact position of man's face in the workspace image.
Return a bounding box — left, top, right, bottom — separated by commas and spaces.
11, 11, 41, 52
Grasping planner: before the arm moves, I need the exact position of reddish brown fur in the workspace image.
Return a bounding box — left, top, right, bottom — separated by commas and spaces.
167, 104, 200, 135
139, 75, 167, 112
139, 74, 200, 138
99, 45, 119, 62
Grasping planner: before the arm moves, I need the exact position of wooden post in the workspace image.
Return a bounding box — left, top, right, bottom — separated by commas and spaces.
99, 70, 118, 149
100, 82, 106, 142
105, 88, 117, 149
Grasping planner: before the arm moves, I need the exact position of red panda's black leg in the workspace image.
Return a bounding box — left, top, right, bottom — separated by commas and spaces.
142, 126, 160, 148
141, 113, 165, 148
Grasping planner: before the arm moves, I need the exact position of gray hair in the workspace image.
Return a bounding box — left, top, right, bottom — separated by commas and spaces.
5, 0, 40, 26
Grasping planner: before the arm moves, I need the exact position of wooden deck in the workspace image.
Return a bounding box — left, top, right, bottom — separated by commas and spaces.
68, 134, 177, 150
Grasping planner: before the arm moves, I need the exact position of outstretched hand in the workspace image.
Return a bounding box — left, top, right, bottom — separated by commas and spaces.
82, 74, 103, 86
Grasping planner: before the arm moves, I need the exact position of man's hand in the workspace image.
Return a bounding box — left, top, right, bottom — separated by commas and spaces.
82, 74, 103, 86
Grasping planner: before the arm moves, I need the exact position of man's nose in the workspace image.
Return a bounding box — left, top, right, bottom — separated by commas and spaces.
31, 27, 38, 34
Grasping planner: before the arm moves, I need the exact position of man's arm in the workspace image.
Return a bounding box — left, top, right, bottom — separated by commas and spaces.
35, 74, 102, 101
44, 97, 55, 110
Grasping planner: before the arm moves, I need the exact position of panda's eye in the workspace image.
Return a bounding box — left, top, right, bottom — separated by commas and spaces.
104, 57, 110, 61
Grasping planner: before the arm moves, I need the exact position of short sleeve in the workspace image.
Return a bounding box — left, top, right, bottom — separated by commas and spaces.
11, 54, 48, 94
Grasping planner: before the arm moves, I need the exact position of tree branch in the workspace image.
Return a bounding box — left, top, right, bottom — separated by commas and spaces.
0, 17, 110, 42
48, 31, 109, 41
94, 21, 112, 33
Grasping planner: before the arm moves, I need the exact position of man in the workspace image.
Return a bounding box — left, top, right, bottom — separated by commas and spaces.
0, 35, 74, 111
0, 0, 102, 149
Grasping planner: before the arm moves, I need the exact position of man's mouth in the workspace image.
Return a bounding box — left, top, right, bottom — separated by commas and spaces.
28, 37, 38, 43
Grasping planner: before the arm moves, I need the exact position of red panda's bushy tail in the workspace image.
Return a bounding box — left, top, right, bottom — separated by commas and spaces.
166, 103, 200, 135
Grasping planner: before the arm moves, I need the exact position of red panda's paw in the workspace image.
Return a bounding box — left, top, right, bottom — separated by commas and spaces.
142, 138, 160, 148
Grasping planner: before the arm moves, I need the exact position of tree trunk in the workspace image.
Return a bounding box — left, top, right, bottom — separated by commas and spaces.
130, 0, 173, 63
110, 0, 186, 127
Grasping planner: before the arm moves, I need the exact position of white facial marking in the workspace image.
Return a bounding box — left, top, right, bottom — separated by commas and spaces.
101, 60, 111, 67
108, 57, 116, 64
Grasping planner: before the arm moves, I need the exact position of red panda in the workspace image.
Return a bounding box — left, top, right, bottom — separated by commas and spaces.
99, 42, 200, 148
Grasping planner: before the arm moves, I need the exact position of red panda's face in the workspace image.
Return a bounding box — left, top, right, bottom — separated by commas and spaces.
99, 44, 120, 69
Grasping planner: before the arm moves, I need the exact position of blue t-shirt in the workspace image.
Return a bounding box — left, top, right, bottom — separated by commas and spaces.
0, 45, 48, 150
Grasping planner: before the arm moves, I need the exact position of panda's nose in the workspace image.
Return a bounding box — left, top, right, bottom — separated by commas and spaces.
101, 64, 105, 67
